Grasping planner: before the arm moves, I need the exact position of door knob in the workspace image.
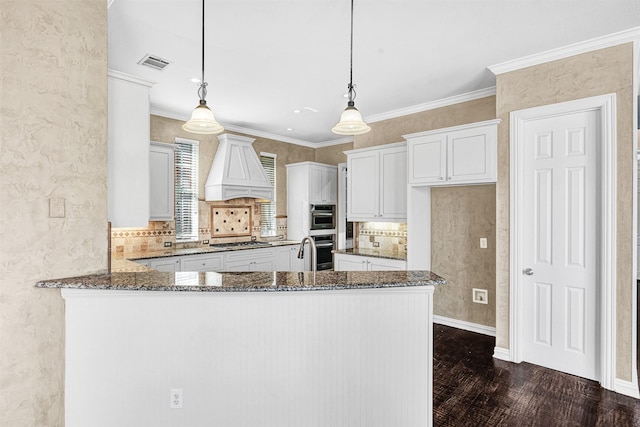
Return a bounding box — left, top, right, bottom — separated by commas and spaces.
523, 268, 534, 276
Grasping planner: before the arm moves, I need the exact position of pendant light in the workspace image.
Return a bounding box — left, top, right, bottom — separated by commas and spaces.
183, 0, 224, 135
332, 0, 370, 136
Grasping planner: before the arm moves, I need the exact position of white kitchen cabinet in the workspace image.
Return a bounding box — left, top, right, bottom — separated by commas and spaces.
149, 142, 174, 221
286, 162, 338, 240
405, 119, 500, 186
309, 164, 337, 204
334, 253, 407, 271
224, 248, 275, 272
274, 244, 309, 271
107, 70, 154, 227
345, 142, 407, 222
148, 256, 182, 272
181, 253, 224, 272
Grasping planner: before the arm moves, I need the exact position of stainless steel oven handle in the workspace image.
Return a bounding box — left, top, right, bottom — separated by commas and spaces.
314, 243, 335, 248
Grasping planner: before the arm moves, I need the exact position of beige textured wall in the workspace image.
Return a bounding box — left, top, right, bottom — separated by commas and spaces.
150, 115, 316, 217
0, 1, 108, 426
495, 43, 635, 380
354, 96, 497, 149
431, 185, 496, 327
314, 142, 353, 165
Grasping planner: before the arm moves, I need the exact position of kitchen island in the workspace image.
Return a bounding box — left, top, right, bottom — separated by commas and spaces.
37, 270, 445, 427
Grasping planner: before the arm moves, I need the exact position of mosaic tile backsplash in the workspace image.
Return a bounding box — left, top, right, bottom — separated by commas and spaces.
111, 198, 287, 256
356, 222, 407, 255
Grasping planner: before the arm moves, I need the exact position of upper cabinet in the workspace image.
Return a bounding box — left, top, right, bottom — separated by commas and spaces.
345, 142, 407, 222
309, 164, 337, 204
404, 119, 500, 186
286, 162, 338, 240
108, 70, 154, 227
149, 142, 175, 221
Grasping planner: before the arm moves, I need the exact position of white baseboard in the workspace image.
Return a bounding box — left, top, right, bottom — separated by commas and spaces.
433, 315, 496, 337
615, 377, 640, 399
492, 346, 512, 362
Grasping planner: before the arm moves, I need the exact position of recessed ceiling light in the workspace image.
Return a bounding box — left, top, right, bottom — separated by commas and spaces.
343, 92, 349, 98
190, 77, 201, 83
293, 109, 301, 114
286, 128, 294, 131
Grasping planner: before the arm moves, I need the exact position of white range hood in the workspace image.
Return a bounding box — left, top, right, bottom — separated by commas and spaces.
205, 134, 274, 201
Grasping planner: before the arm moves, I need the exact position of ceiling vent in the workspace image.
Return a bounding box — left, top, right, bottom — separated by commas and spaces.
137, 54, 171, 71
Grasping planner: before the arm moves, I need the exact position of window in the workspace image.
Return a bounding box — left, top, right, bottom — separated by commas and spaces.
260, 153, 276, 237
174, 138, 199, 242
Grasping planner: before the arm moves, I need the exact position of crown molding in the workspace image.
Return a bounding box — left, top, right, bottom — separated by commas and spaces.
364, 86, 497, 124
152, 86, 503, 149
150, 107, 353, 148
488, 26, 640, 76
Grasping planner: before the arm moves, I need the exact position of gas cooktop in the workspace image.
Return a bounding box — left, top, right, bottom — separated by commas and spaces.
209, 241, 272, 249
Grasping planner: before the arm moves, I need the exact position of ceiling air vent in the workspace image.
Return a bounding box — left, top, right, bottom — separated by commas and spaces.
137, 54, 171, 71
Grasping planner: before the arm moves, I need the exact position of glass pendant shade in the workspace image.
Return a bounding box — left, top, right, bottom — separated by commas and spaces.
332, 102, 371, 135
182, 100, 224, 135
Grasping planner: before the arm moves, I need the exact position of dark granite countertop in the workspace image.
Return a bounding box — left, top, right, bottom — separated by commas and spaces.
36, 270, 445, 292
333, 248, 407, 261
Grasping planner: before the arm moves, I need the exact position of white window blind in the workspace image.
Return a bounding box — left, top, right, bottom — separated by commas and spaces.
174, 138, 199, 242
260, 153, 276, 237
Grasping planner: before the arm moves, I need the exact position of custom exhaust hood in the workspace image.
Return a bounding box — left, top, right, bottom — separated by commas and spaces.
205, 134, 274, 201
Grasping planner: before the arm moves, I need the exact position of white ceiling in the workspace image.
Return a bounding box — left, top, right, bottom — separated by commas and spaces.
108, 0, 640, 146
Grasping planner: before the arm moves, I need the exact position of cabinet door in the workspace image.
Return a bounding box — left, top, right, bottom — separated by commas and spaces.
251, 258, 275, 271
309, 166, 324, 204
447, 125, 496, 183
347, 152, 378, 221
367, 258, 407, 271
334, 254, 368, 271
181, 254, 224, 272
379, 146, 407, 220
149, 257, 181, 272
108, 72, 152, 227
322, 168, 337, 204
274, 246, 293, 271
309, 166, 337, 204
149, 142, 175, 221
407, 134, 446, 184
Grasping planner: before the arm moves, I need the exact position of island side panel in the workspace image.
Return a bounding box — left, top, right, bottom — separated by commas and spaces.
63, 287, 434, 427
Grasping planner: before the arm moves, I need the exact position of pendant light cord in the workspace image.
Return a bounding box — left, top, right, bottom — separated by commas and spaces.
348, 0, 354, 102
198, 0, 208, 102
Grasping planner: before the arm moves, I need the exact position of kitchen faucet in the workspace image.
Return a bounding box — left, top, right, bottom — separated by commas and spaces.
297, 236, 317, 272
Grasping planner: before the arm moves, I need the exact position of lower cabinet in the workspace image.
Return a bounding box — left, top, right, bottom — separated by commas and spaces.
137, 245, 311, 272
223, 248, 276, 272
334, 253, 407, 271
180, 253, 224, 272
148, 256, 182, 272
274, 245, 308, 271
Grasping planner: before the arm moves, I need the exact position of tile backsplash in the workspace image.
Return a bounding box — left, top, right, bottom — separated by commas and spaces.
111, 198, 287, 256
356, 222, 407, 255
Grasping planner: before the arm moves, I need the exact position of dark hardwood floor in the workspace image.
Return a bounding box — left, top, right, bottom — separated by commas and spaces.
433, 325, 640, 426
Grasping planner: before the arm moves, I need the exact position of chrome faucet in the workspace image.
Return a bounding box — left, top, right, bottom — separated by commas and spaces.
297, 236, 317, 272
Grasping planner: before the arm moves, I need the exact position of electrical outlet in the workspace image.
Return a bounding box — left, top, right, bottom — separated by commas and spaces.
472, 288, 488, 304
479, 238, 487, 249
164, 242, 172, 248
170, 388, 183, 409
373, 242, 380, 248
202, 239, 209, 245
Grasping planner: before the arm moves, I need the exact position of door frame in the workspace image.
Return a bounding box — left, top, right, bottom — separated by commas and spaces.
509, 93, 617, 391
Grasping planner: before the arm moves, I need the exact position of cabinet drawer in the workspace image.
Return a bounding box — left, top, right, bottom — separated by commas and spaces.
181, 254, 224, 272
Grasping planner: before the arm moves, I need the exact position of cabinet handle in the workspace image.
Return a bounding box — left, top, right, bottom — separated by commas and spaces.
447, 176, 451, 180
439, 176, 444, 180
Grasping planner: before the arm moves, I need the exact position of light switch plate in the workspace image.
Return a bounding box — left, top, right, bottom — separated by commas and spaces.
479, 238, 487, 249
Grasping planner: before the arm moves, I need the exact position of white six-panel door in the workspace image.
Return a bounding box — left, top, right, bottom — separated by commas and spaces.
522, 109, 598, 381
